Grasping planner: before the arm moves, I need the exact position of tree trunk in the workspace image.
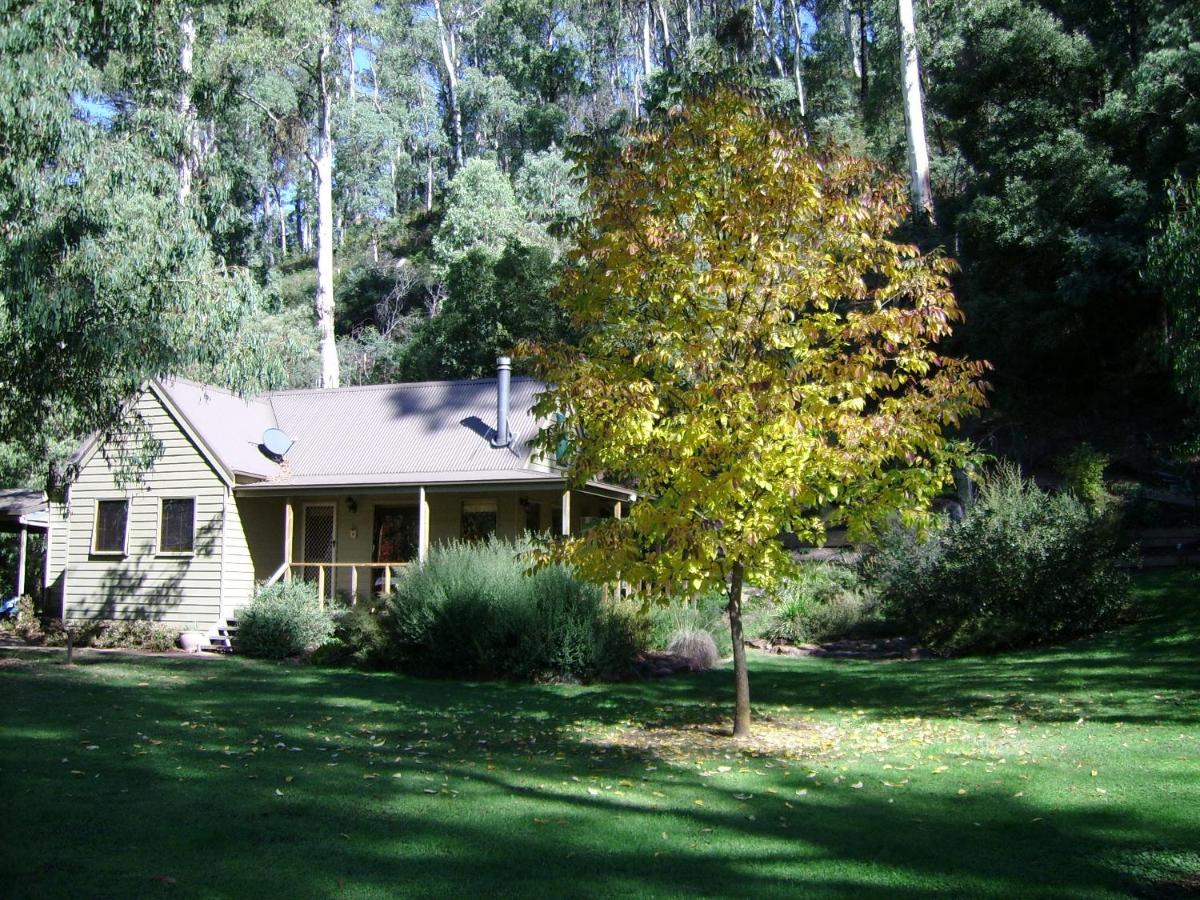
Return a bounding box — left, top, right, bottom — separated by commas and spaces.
176, 4, 196, 204
843, 0, 861, 79
755, 0, 787, 79
642, 0, 655, 80
685, 0, 694, 49
727, 561, 752, 738
434, 0, 464, 172
858, 1, 870, 105
314, 43, 340, 389
898, 0, 935, 224
347, 29, 357, 101
425, 150, 434, 212
275, 184, 287, 254
654, 0, 672, 66
786, 0, 807, 119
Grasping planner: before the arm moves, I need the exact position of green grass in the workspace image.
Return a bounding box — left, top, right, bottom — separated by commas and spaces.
3, 572, 1198, 899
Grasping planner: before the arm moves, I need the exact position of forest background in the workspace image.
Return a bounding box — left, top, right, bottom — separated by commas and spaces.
2, 0, 1198, 487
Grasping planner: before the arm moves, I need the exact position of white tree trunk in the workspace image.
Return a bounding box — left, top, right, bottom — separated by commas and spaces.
642, 0, 655, 79
843, 0, 861, 79
898, 0, 935, 224
654, 0, 671, 59
275, 185, 287, 255
434, 0, 464, 171
347, 29, 357, 101
755, 0, 787, 78
314, 43, 340, 389
685, 0, 694, 49
177, 5, 196, 204
786, 0, 807, 118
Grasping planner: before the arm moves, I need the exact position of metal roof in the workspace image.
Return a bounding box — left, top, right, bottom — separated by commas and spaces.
153, 375, 630, 496
0, 489, 48, 530
159, 379, 278, 479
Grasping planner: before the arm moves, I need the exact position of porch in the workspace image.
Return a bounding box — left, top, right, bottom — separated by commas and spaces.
235, 483, 626, 605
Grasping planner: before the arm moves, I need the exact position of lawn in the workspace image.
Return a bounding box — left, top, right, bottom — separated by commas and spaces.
2, 573, 1198, 899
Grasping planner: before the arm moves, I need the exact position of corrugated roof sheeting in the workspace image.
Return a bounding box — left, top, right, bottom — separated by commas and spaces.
264, 377, 547, 480
160, 378, 278, 478
153, 375, 622, 495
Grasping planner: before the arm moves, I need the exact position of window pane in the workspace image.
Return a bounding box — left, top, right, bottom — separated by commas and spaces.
523, 501, 541, 533
461, 500, 497, 542
94, 500, 128, 553
160, 499, 195, 553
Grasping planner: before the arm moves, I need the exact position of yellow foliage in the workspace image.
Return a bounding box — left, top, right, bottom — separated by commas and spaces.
525, 90, 989, 599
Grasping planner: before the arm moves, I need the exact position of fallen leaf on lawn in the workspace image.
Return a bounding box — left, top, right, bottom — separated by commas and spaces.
851, 783, 864, 789
275, 789, 284, 796
733, 793, 753, 801
693, 799, 704, 806
149, 875, 176, 885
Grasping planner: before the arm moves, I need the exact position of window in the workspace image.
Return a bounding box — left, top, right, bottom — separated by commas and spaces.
159, 498, 195, 554
461, 500, 498, 542
522, 500, 542, 534
93, 500, 128, 554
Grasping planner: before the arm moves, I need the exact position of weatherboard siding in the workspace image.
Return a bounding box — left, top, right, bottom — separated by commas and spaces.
61, 390, 229, 626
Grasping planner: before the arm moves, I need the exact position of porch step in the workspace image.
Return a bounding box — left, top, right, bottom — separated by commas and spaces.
206, 619, 238, 653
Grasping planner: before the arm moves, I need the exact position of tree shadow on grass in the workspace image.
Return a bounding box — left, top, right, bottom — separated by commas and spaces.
2, 651, 1197, 899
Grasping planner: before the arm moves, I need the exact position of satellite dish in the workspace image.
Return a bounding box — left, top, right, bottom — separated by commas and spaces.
261, 428, 294, 458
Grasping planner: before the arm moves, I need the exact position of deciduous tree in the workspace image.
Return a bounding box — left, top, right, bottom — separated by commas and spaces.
529, 91, 988, 737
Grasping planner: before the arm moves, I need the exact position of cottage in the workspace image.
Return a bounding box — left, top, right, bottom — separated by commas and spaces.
43, 359, 632, 641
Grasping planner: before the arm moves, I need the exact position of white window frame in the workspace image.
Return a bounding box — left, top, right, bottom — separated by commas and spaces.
91, 498, 130, 556
157, 496, 198, 557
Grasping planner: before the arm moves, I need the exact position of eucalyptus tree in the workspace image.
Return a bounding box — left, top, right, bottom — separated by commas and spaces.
229, 0, 378, 389
896, 0, 933, 223
0, 0, 266, 474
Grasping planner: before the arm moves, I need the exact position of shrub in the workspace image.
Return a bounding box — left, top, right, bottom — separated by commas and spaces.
309, 601, 391, 668
91, 620, 179, 652
1057, 444, 1110, 506
867, 464, 1132, 655
765, 563, 877, 645
668, 629, 720, 671
380, 538, 646, 681
235, 581, 334, 659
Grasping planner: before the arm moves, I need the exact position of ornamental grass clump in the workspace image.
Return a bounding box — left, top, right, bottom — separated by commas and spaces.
765, 562, 878, 645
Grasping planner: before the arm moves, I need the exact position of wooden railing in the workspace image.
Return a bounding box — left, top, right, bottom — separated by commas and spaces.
263, 561, 412, 607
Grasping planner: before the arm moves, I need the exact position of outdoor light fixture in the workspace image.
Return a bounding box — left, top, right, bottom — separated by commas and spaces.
346, 496, 358, 514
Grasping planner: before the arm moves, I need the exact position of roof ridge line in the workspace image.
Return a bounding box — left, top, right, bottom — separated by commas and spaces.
264, 376, 542, 398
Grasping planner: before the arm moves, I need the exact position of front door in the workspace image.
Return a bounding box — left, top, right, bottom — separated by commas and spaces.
302, 503, 336, 599
373, 505, 417, 594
